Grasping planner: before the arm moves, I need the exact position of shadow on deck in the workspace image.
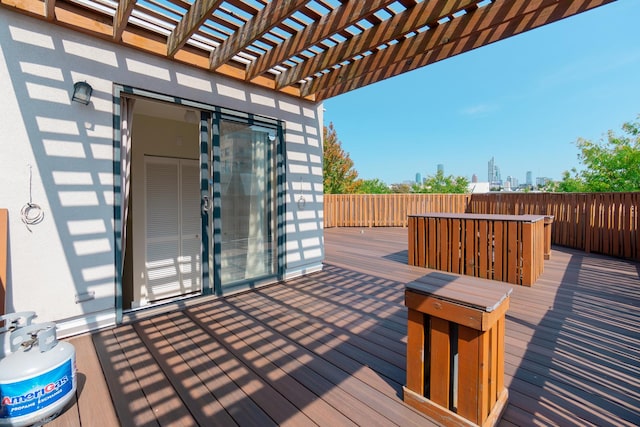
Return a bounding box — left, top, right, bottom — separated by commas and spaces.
50, 227, 639, 426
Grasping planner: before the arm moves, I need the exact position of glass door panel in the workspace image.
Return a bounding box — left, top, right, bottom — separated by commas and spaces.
218, 120, 276, 290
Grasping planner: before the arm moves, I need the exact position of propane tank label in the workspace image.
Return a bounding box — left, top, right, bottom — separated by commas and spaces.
0, 359, 74, 418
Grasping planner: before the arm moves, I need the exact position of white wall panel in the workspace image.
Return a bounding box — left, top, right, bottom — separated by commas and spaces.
0, 9, 324, 335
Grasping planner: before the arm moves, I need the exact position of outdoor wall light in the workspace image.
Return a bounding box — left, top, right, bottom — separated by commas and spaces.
71, 81, 93, 105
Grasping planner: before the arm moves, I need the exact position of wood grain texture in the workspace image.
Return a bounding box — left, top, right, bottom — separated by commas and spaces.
50, 227, 639, 427
408, 214, 545, 285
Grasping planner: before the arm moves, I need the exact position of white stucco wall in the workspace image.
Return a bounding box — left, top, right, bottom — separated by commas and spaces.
0, 10, 324, 335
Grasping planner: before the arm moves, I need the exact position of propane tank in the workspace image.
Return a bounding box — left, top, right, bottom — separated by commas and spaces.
0, 313, 36, 359
0, 318, 76, 427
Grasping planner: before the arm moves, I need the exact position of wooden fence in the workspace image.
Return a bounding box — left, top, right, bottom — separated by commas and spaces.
324, 193, 640, 261
469, 192, 640, 261
323, 194, 470, 228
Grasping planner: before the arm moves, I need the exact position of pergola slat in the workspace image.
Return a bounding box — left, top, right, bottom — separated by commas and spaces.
303, 0, 583, 97
314, 0, 616, 100
45, 0, 56, 20
0, 0, 617, 100
247, 0, 396, 80
167, 0, 225, 57
113, 0, 136, 41
208, 0, 308, 71
276, 0, 478, 90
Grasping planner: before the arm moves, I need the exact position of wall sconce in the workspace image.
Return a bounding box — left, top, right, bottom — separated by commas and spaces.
71, 81, 92, 105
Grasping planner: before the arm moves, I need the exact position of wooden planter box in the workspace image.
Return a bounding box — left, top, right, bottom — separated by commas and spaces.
408, 213, 546, 286
404, 273, 511, 426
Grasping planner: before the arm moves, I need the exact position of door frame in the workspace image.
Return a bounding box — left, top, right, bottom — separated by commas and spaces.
113, 85, 285, 323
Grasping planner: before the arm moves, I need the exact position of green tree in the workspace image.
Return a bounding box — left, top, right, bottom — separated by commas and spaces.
555, 169, 586, 192
357, 178, 390, 194
390, 182, 412, 193
323, 122, 361, 194
412, 170, 469, 193
558, 116, 640, 192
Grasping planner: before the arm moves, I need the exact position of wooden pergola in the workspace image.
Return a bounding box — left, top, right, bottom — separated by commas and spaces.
0, 0, 615, 101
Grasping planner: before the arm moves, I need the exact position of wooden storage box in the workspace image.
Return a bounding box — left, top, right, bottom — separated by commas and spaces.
404, 273, 512, 426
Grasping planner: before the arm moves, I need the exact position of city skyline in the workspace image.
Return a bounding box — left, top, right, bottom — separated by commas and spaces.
408, 156, 546, 188
323, 1, 639, 186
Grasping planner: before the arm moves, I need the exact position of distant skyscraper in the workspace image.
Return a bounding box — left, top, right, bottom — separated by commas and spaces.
415, 172, 422, 184
536, 177, 550, 187
526, 171, 533, 186
437, 164, 444, 174
472, 174, 478, 183
488, 157, 501, 186
488, 157, 495, 182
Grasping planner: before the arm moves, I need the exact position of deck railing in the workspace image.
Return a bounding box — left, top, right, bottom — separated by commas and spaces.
324, 193, 640, 261
323, 194, 470, 228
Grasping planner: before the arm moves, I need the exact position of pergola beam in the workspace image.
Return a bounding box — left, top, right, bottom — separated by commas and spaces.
303, 0, 566, 96
44, 0, 56, 20
246, 0, 397, 80
113, 0, 136, 41
167, 0, 224, 58
276, 0, 478, 90
0, 0, 617, 101
314, 0, 615, 100
208, 0, 308, 71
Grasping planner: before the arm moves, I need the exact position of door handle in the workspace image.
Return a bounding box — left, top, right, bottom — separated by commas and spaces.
202, 195, 212, 212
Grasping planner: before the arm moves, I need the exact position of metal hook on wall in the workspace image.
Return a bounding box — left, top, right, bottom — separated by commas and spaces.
21, 165, 44, 232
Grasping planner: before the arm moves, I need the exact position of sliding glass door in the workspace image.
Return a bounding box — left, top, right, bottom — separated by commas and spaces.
114, 85, 284, 321
217, 119, 278, 291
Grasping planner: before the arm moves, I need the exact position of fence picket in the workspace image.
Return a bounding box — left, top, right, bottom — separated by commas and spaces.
324, 193, 640, 261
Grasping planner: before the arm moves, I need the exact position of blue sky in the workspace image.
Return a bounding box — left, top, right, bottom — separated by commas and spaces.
323, 0, 640, 185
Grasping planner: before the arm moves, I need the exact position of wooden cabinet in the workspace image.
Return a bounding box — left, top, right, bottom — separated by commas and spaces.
404, 274, 512, 426
408, 213, 546, 286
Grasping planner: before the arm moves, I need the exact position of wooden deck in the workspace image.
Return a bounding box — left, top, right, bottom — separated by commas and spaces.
50, 227, 640, 426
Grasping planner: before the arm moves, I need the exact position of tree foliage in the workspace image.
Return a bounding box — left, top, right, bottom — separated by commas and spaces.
555, 169, 586, 192
558, 116, 640, 192
390, 183, 412, 193
357, 178, 390, 194
323, 122, 361, 194
411, 170, 470, 194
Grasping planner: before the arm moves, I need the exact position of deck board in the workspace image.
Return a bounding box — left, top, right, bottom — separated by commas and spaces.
74, 334, 119, 426
48, 227, 639, 426
89, 328, 159, 427
132, 316, 242, 427
187, 304, 347, 426
96, 325, 193, 427
188, 305, 387, 427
